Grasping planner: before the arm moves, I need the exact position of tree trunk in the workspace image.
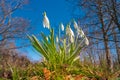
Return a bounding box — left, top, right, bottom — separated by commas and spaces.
103, 35, 113, 71
113, 31, 120, 65
98, 4, 113, 71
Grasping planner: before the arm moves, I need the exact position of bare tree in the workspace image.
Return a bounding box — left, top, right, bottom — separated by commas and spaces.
66, 0, 120, 71
110, 0, 120, 32
0, 0, 29, 49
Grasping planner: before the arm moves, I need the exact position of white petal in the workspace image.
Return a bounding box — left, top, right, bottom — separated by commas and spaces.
69, 27, 74, 37
66, 25, 70, 35
80, 29, 85, 37
61, 23, 64, 31
43, 12, 50, 29
56, 36, 59, 43
74, 21, 78, 29
69, 27, 74, 43
43, 24, 45, 28
77, 28, 85, 37
70, 35, 74, 43
85, 37, 89, 45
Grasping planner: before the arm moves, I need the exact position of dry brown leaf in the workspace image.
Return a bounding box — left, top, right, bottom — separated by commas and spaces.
30, 76, 40, 80
43, 68, 51, 80
74, 75, 84, 80
91, 77, 97, 80
65, 75, 71, 80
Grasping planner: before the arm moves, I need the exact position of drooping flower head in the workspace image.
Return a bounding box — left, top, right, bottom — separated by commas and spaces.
73, 20, 79, 29
66, 24, 70, 35
56, 36, 59, 43
66, 24, 74, 43
73, 20, 84, 38
43, 12, 50, 29
79, 28, 85, 38
69, 27, 74, 38
60, 23, 64, 31
84, 36, 89, 45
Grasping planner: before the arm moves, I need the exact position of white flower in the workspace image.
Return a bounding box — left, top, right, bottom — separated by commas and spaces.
70, 35, 74, 43
73, 21, 85, 38
69, 27, 74, 38
60, 23, 64, 31
79, 28, 85, 37
76, 28, 85, 38
66, 25, 70, 35
85, 36, 89, 45
73, 20, 78, 29
43, 12, 50, 29
66, 24, 74, 43
56, 36, 59, 43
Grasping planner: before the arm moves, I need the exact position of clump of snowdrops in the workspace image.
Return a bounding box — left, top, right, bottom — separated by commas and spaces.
28, 12, 89, 71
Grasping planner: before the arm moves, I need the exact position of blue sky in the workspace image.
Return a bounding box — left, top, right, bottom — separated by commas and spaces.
13, 0, 73, 61
12, 0, 119, 62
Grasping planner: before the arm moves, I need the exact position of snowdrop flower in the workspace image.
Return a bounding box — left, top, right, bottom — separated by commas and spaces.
84, 36, 89, 45
43, 12, 50, 29
66, 25, 70, 35
73, 20, 78, 29
69, 27, 74, 36
79, 28, 85, 37
76, 28, 85, 38
68, 26, 74, 37
56, 36, 59, 43
60, 23, 64, 31
73, 21, 85, 38
66, 24, 74, 43
70, 35, 74, 43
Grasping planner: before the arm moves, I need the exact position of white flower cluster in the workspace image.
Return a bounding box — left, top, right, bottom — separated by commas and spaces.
43, 12, 89, 46
73, 21, 89, 45
66, 24, 75, 43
